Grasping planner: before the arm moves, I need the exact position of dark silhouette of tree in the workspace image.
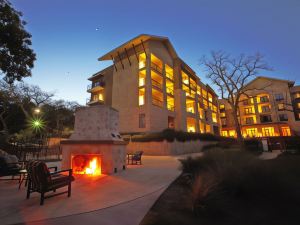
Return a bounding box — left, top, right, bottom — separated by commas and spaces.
201, 51, 270, 143
0, 0, 36, 83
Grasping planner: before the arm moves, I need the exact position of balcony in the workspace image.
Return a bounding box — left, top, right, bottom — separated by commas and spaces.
151, 79, 163, 90
166, 72, 173, 81
151, 62, 163, 74
152, 97, 163, 108
86, 98, 104, 105
259, 96, 269, 103
166, 87, 174, 96
87, 81, 105, 93
167, 104, 175, 111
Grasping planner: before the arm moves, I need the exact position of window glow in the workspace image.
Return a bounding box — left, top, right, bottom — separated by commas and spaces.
281, 127, 291, 136
139, 88, 145, 106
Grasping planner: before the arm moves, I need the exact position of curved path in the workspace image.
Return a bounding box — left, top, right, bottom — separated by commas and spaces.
0, 155, 188, 225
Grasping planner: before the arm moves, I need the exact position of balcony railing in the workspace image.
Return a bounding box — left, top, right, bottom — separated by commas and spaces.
190, 83, 197, 91
260, 97, 269, 103
166, 72, 174, 81
261, 107, 271, 113
151, 79, 163, 90
166, 87, 174, 95
87, 81, 105, 91
167, 104, 175, 111
86, 97, 104, 105
152, 97, 163, 108
245, 120, 254, 125
151, 62, 163, 74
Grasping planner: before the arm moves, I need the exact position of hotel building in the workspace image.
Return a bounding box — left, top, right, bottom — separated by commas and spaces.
219, 76, 300, 137
87, 34, 220, 134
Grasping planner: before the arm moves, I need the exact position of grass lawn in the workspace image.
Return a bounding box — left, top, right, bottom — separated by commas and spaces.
140, 151, 300, 225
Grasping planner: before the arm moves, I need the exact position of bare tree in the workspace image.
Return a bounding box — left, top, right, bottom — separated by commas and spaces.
0, 81, 54, 118
201, 51, 270, 143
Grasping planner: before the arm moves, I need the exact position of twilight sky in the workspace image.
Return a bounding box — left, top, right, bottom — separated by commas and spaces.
10, 0, 300, 104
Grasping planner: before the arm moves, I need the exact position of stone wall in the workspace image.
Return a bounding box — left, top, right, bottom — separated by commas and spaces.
126, 140, 216, 156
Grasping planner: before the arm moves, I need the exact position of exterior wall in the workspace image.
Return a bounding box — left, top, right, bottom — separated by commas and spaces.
126, 140, 217, 156
290, 85, 300, 134
220, 77, 300, 137
87, 35, 220, 135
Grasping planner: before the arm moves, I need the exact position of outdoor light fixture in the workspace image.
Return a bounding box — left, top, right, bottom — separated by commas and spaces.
28, 117, 45, 132
34, 108, 41, 114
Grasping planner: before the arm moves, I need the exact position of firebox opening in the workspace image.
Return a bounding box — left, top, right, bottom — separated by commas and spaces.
72, 154, 101, 176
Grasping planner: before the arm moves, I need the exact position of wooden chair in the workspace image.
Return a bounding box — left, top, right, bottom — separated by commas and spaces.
127, 151, 144, 165
26, 161, 74, 205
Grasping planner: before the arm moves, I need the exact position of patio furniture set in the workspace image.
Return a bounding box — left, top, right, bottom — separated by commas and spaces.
0, 150, 144, 205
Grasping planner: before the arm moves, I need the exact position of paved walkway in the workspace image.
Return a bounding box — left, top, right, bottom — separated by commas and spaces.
0, 155, 192, 225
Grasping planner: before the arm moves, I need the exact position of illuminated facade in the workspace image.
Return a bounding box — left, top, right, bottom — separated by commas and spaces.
88, 34, 220, 134
220, 77, 300, 138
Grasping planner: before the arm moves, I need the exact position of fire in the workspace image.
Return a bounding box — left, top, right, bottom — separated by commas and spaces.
85, 158, 101, 175
72, 155, 101, 176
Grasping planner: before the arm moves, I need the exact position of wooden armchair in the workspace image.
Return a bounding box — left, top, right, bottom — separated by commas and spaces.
26, 161, 74, 205
127, 151, 144, 165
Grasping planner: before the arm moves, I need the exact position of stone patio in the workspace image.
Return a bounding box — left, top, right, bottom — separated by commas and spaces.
0, 155, 192, 225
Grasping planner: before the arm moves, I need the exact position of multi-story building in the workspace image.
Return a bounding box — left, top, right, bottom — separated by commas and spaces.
219, 76, 300, 137
87, 34, 220, 134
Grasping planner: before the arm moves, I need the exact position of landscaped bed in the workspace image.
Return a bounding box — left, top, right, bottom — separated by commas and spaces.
140, 150, 300, 225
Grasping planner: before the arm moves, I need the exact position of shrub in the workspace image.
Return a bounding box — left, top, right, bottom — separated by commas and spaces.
179, 150, 300, 224
129, 129, 220, 143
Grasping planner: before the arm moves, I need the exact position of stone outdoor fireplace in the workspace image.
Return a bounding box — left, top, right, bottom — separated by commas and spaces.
61, 105, 127, 175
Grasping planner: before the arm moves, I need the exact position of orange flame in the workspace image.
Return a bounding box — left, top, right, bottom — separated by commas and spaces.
85, 157, 101, 175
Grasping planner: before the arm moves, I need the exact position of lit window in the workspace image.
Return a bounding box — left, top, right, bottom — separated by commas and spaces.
190, 79, 197, 90
199, 122, 205, 133
186, 99, 195, 113
98, 93, 103, 101
197, 85, 201, 95
165, 64, 174, 80
246, 128, 258, 137
221, 131, 228, 137
278, 103, 284, 110
220, 112, 226, 117
152, 89, 163, 107
187, 117, 196, 133
198, 106, 204, 119
139, 88, 145, 106
220, 104, 225, 110
182, 71, 189, 85
202, 89, 207, 99
262, 127, 275, 137
139, 53, 146, 69
294, 92, 300, 99
229, 130, 235, 137
205, 124, 211, 133
208, 93, 213, 102
281, 127, 291, 136
151, 54, 163, 73
167, 96, 174, 111
139, 70, 146, 87
212, 113, 217, 123
166, 79, 174, 95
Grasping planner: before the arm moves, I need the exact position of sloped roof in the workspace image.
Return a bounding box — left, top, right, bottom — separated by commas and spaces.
98, 34, 178, 61
243, 76, 295, 89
